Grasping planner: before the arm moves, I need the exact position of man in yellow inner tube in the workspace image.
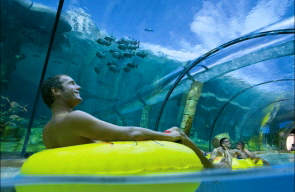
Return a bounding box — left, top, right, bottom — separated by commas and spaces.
40, 74, 217, 169
235, 142, 255, 158
209, 138, 246, 168
234, 141, 270, 166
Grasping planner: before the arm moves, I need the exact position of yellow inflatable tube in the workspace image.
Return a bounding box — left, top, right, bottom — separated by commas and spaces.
212, 157, 256, 170
206, 155, 263, 170
17, 141, 203, 192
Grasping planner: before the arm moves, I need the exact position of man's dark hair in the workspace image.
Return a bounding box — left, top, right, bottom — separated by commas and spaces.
236, 141, 245, 149
220, 137, 229, 147
41, 74, 67, 108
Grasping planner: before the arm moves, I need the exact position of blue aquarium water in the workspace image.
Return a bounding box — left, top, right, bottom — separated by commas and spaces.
198, 164, 295, 192
1, 163, 294, 192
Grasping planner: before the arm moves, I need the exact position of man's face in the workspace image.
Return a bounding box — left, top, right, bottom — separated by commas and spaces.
222, 139, 231, 148
58, 76, 82, 106
236, 143, 242, 150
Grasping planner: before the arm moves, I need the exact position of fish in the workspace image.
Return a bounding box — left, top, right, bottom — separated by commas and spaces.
123, 52, 134, 58
107, 61, 117, 66
117, 40, 126, 44
0, 95, 9, 101
108, 65, 120, 74
136, 51, 148, 58
130, 40, 140, 46
145, 28, 154, 32
9, 101, 28, 113
97, 38, 112, 46
120, 36, 133, 44
118, 44, 128, 50
96, 51, 106, 59
15, 54, 26, 60
104, 35, 116, 42
123, 66, 132, 72
127, 44, 139, 50
112, 52, 124, 60
127, 62, 138, 69
94, 67, 100, 74
32, 55, 40, 57
109, 49, 119, 53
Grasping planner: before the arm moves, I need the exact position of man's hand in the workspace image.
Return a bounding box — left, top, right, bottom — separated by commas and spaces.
164, 127, 188, 143
165, 127, 215, 169
240, 153, 248, 159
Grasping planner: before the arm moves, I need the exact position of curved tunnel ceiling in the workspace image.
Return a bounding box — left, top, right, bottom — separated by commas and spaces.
204, 78, 294, 144
209, 79, 294, 143
158, 37, 294, 146
154, 27, 294, 131
239, 99, 294, 140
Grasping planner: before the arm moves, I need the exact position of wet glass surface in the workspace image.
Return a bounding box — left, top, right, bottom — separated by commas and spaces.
0, 2, 294, 191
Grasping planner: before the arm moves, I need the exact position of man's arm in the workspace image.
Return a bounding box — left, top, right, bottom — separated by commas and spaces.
66, 110, 183, 142
66, 111, 215, 168
208, 148, 232, 169
231, 149, 247, 158
164, 127, 214, 168
182, 138, 214, 168
244, 149, 256, 158
209, 148, 218, 162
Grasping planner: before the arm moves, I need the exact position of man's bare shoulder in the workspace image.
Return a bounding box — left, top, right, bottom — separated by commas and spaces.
62, 110, 123, 141
68, 110, 91, 116
66, 110, 96, 121
63, 110, 104, 129
56, 110, 93, 128
215, 147, 223, 151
